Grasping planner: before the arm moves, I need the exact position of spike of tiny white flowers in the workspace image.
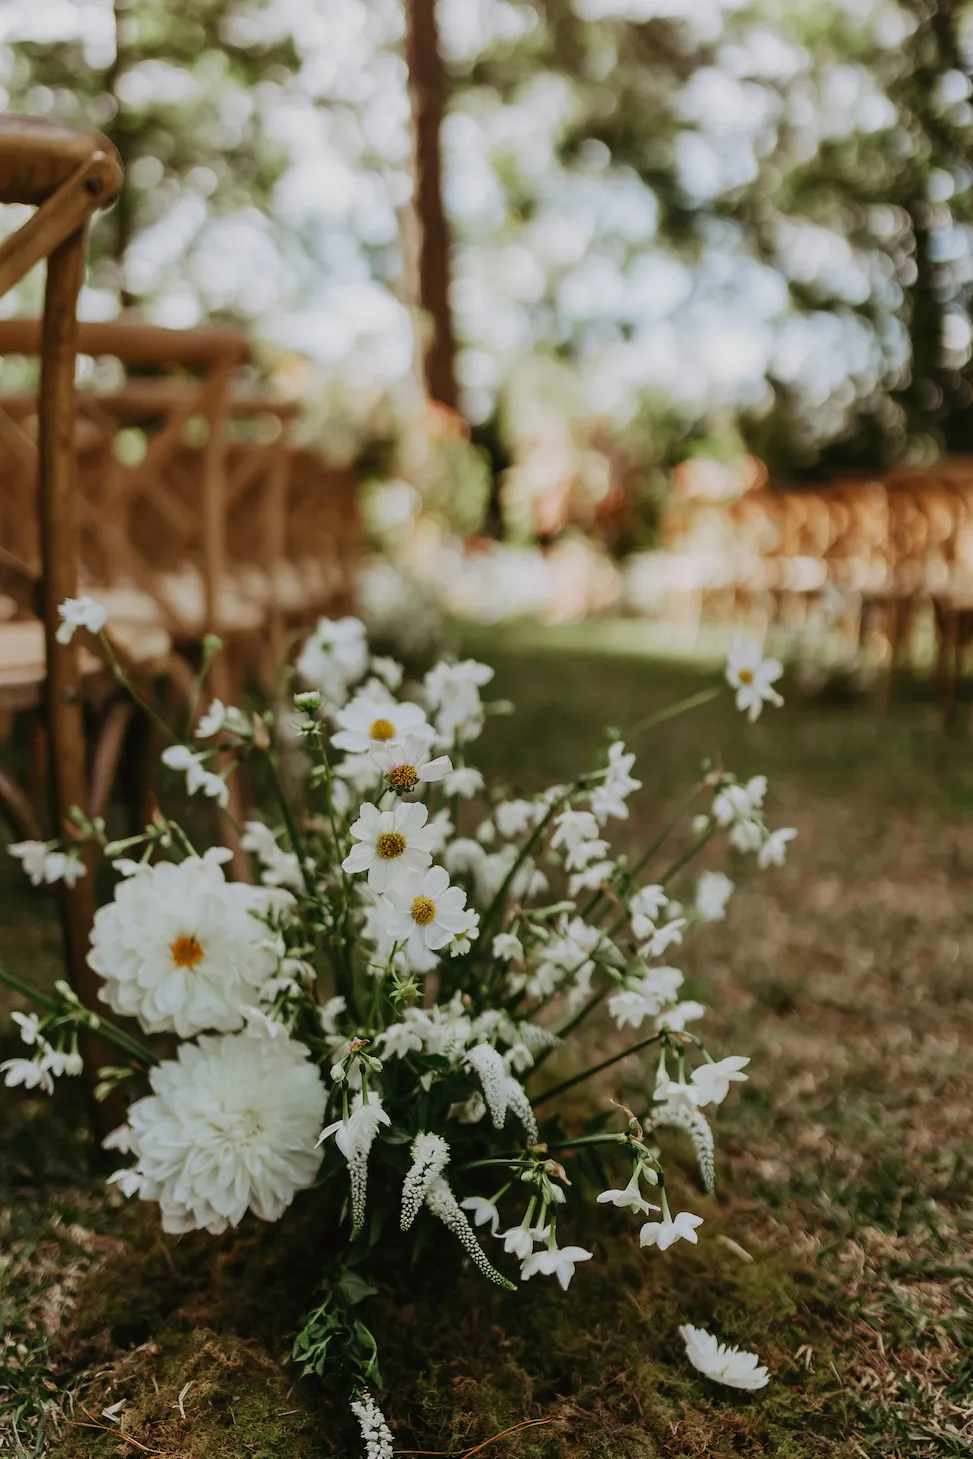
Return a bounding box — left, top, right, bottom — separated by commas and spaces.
350, 1389, 394, 1459
400, 1131, 450, 1231
318, 1092, 391, 1237
466, 1043, 509, 1129
424, 1176, 516, 1289
502, 1076, 538, 1145
646, 1099, 716, 1197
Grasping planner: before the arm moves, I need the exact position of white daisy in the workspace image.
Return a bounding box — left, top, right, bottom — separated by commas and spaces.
725, 637, 784, 722
342, 801, 440, 893
679, 1325, 769, 1390
382, 866, 473, 972
89, 852, 282, 1037
370, 734, 452, 794
119, 1028, 326, 1234
331, 693, 431, 755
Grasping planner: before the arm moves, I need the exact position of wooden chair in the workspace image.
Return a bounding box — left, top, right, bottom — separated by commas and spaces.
0, 115, 123, 1082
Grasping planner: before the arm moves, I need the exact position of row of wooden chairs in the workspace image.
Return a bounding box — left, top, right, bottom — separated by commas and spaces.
659, 461, 973, 715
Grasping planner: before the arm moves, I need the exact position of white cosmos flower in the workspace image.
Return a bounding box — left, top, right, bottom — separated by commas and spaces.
590, 741, 641, 823
122, 1028, 326, 1233
695, 870, 735, 922
332, 692, 430, 755
89, 853, 282, 1037
679, 1325, 770, 1390
382, 866, 472, 972
460, 1195, 501, 1234
443, 766, 484, 799
342, 801, 439, 893
690, 1056, 749, 1106
639, 1209, 703, 1251
160, 744, 228, 807
56, 594, 107, 644
371, 734, 451, 794
725, 637, 784, 722
295, 616, 368, 706
520, 1242, 593, 1290
758, 827, 797, 868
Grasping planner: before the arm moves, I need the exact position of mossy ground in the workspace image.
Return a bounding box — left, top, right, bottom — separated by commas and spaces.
2, 627, 972, 1456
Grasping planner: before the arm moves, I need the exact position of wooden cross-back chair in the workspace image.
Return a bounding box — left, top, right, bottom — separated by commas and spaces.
0, 115, 124, 1077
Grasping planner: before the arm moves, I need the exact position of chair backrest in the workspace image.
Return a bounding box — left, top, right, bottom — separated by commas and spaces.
0, 114, 121, 1037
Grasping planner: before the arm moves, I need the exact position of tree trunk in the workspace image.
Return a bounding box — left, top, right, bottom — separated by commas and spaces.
403, 0, 459, 411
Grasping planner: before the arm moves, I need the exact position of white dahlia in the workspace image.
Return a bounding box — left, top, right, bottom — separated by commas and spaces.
89, 852, 282, 1037
120, 1028, 327, 1234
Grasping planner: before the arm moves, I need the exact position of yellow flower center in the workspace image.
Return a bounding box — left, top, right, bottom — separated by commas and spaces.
377, 831, 407, 860
171, 934, 204, 970
370, 717, 397, 741
411, 895, 436, 926
388, 763, 418, 792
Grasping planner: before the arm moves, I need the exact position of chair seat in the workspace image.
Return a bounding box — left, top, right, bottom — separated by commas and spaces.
0, 612, 170, 712
157, 569, 267, 635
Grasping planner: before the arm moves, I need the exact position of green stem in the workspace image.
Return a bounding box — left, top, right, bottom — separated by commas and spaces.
530, 1030, 662, 1109
606, 825, 717, 941
584, 780, 704, 925
264, 750, 317, 901
0, 966, 157, 1067
626, 686, 722, 743
98, 631, 177, 744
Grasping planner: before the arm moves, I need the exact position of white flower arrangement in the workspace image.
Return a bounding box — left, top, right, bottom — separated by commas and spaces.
2, 615, 792, 1452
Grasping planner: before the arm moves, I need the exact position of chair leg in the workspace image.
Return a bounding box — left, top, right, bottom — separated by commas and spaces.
0, 763, 44, 841
36, 227, 114, 1133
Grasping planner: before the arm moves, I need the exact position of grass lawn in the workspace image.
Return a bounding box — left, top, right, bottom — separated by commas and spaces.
2, 625, 972, 1457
